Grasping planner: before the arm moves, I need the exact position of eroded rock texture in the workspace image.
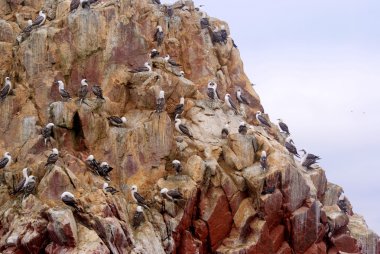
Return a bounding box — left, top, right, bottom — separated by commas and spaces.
0, 0, 378, 253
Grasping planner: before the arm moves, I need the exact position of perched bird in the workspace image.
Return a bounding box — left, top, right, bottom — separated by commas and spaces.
0, 152, 12, 170
236, 88, 249, 105
32, 10, 46, 27
99, 162, 113, 180
260, 151, 267, 170
12, 168, 29, 195
61, 192, 82, 212
300, 149, 321, 169
238, 121, 247, 135
22, 19, 33, 35
160, 188, 184, 202
174, 97, 185, 118
42, 123, 54, 146
277, 119, 290, 135
220, 25, 228, 44
154, 26, 164, 46
229, 36, 238, 48
172, 160, 182, 175
153, 0, 161, 4
70, 0, 90, 12
256, 111, 271, 128
174, 119, 193, 139
209, 27, 224, 44
129, 62, 152, 73
156, 90, 165, 113
207, 82, 219, 100
0, 77, 12, 102
337, 194, 348, 214
78, 79, 89, 105
166, 5, 173, 17
54, 80, 72, 101
131, 185, 149, 209
150, 49, 160, 58
103, 182, 118, 195
284, 137, 300, 158
200, 12, 209, 29
92, 85, 105, 100
23, 175, 37, 198
45, 148, 59, 167
221, 123, 229, 139
132, 206, 145, 229
224, 93, 238, 114
107, 116, 127, 127
164, 55, 181, 67
86, 155, 101, 174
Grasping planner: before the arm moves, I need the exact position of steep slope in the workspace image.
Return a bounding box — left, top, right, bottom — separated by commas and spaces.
0, 0, 378, 253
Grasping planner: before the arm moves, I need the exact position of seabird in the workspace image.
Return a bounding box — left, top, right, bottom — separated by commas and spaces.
224, 93, 238, 114
166, 5, 173, 17
12, 168, 29, 195
277, 119, 290, 135
81, 0, 91, 9
284, 137, 300, 158
174, 119, 193, 139
260, 151, 267, 170
70, 0, 90, 12
45, 148, 59, 167
0, 152, 11, 170
156, 90, 165, 113
22, 20, 33, 34
160, 188, 184, 202
300, 149, 321, 169
107, 116, 127, 127
54, 80, 72, 101
229, 36, 238, 48
207, 81, 219, 100
238, 121, 247, 135
0, 77, 12, 102
153, 0, 161, 4
337, 194, 348, 214
61, 192, 82, 212
131, 185, 149, 209
209, 27, 224, 44
32, 10, 46, 27
42, 123, 54, 146
220, 25, 228, 44
150, 49, 160, 58
92, 85, 105, 100
200, 12, 209, 29
236, 88, 249, 105
23, 175, 37, 198
154, 26, 164, 46
221, 123, 229, 139
78, 79, 89, 105
174, 97, 185, 118
256, 111, 271, 128
99, 162, 113, 180
129, 62, 152, 73
164, 55, 181, 67
172, 160, 182, 175
103, 182, 118, 195
132, 206, 145, 228
86, 154, 101, 174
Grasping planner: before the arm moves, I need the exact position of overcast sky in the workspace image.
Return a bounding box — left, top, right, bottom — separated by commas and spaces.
164, 0, 380, 233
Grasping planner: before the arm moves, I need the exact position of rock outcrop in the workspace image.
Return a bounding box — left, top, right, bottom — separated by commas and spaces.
0, 0, 378, 253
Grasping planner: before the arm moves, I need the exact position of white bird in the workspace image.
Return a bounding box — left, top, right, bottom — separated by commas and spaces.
207, 82, 219, 100
256, 111, 271, 128
0, 152, 11, 170
42, 123, 54, 146
300, 149, 321, 169
0, 77, 12, 101
150, 49, 160, 58
78, 79, 89, 105
154, 25, 164, 46
54, 80, 72, 101
32, 10, 46, 27
61, 192, 83, 212
23, 175, 37, 198
236, 88, 249, 105
221, 123, 229, 138
132, 206, 145, 228
107, 116, 127, 127
174, 119, 193, 139
224, 93, 238, 114
45, 148, 59, 166
284, 137, 300, 158
160, 188, 184, 201
130, 185, 149, 209
172, 160, 182, 174
103, 182, 118, 195
277, 119, 290, 135
129, 62, 152, 73
238, 121, 247, 135
174, 97, 185, 118
12, 168, 29, 195
260, 151, 267, 170
156, 90, 165, 113
164, 55, 181, 67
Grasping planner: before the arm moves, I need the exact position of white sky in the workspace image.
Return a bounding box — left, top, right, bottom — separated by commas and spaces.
163, 0, 380, 233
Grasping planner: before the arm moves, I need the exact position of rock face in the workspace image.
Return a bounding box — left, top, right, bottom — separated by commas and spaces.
0, 0, 378, 253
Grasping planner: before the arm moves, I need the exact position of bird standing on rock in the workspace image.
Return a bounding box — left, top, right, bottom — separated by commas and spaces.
156, 90, 165, 113
172, 160, 182, 175
221, 123, 229, 139
207, 82, 219, 100
103, 182, 118, 195
131, 185, 150, 209
174, 97, 185, 119
154, 26, 164, 46
236, 88, 249, 105
256, 111, 271, 128
107, 116, 127, 127
12, 168, 30, 195
54, 80, 72, 101
32, 10, 46, 27
238, 121, 247, 135
42, 123, 54, 146
174, 119, 193, 139
132, 206, 145, 228
150, 49, 160, 58
284, 137, 300, 158
129, 62, 152, 73
78, 79, 89, 105
260, 151, 267, 170
86, 155, 101, 174
224, 93, 238, 114
0, 77, 12, 102
61, 192, 83, 212
45, 148, 59, 167
300, 149, 321, 169
0, 152, 12, 170
92, 85, 105, 100
160, 188, 184, 202
277, 119, 290, 135
22, 175, 37, 199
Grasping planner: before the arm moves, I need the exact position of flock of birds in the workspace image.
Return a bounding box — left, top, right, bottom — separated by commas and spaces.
0, 0, 322, 230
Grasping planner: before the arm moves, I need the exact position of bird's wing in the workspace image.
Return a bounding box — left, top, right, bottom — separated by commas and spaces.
258, 115, 271, 127
42, 127, 51, 138
134, 192, 147, 205
79, 86, 88, 98
0, 84, 10, 98
167, 189, 183, 199
14, 178, 26, 194
307, 154, 320, 160
279, 122, 289, 133
23, 25, 33, 34
70, 0, 80, 11
285, 142, 297, 154
228, 97, 238, 111
0, 157, 9, 168
109, 116, 122, 124
47, 153, 58, 164
32, 15, 44, 26
240, 94, 249, 105
179, 124, 192, 137
60, 89, 71, 98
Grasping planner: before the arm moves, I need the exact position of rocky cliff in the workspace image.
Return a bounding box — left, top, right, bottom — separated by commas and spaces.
0, 0, 378, 253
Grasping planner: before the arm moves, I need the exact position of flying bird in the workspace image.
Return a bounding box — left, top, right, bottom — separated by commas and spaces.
86, 155, 101, 174
164, 55, 181, 67
54, 80, 72, 101
0, 152, 12, 170
130, 185, 149, 209
160, 188, 184, 202
132, 206, 145, 228
174, 97, 185, 118
12, 168, 29, 195
174, 119, 193, 139
224, 93, 238, 114
32, 10, 46, 27
284, 137, 300, 158
300, 149, 321, 169
61, 192, 83, 212
0, 77, 12, 101
156, 90, 165, 113
103, 182, 118, 195
23, 175, 37, 198
92, 85, 105, 100
45, 148, 59, 167
107, 116, 127, 127
238, 121, 247, 135
256, 111, 271, 128
260, 151, 267, 170
129, 62, 152, 73
236, 88, 249, 105
277, 119, 290, 135
78, 79, 89, 105
207, 82, 219, 100
150, 49, 160, 58
221, 123, 229, 139
172, 160, 182, 175
154, 26, 164, 46
42, 123, 54, 146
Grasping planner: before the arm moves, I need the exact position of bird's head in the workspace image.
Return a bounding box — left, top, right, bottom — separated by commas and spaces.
157, 25, 162, 31
261, 151, 267, 157
29, 175, 37, 181
27, 19, 33, 26
179, 97, 185, 104
151, 48, 158, 53
179, 71, 185, 77
131, 185, 137, 192
256, 111, 262, 115
52, 148, 59, 154
136, 206, 143, 212
47, 122, 55, 128
221, 25, 226, 30
61, 191, 74, 199
86, 154, 94, 161
239, 121, 246, 127
121, 117, 127, 123
100, 161, 108, 167
237, 88, 242, 93
22, 167, 29, 176
81, 79, 89, 86
5, 77, 10, 82
160, 188, 169, 195
103, 182, 109, 189
172, 159, 181, 165
159, 90, 165, 99
4, 152, 11, 157
300, 149, 306, 154
174, 119, 181, 125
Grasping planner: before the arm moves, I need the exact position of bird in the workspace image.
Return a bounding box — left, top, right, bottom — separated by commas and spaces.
256, 111, 271, 128
45, 148, 59, 167
61, 192, 83, 212
172, 160, 182, 175
164, 55, 181, 67
70, 0, 90, 12
32, 10, 46, 27
23, 175, 37, 198
0, 152, 12, 170
284, 137, 300, 158
22, 19, 33, 35
300, 149, 321, 169
92, 85, 105, 100
207, 82, 219, 100
150, 49, 160, 58
12, 168, 29, 195
154, 26, 164, 46
174, 97, 185, 118
153, 0, 161, 4
236, 88, 249, 105
224, 93, 238, 114
98, 162, 113, 180
54, 80, 72, 101
209, 27, 224, 44
260, 151, 267, 170
78, 79, 89, 105
200, 12, 209, 29
174, 119, 193, 139
160, 188, 184, 202
132, 206, 145, 228
129, 62, 152, 73
238, 121, 247, 135
220, 25, 228, 44
130, 185, 149, 209
221, 123, 229, 138
0, 77, 12, 102
277, 119, 290, 135
86, 155, 101, 174
42, 123, 54, 146
107, 116, 127, 127
156, 90, 165, 113
229, 36, 238, 48
103, 182, 118, 195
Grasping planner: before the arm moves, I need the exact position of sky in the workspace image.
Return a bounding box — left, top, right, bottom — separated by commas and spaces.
163, 0, 380, 233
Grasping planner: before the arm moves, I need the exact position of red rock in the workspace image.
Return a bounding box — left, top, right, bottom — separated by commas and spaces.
229, 191, 248, 216
193, 220, 208, 242
178, 231, 202, 254
282, 166, 310, 213
327, 246, 338, 254
304, 242, 327, 254
260, 189, 283, 230
270, 225, 285, 252
276, 242, 293, 254
46, 208, 78, 247
331, 233, 360, 253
